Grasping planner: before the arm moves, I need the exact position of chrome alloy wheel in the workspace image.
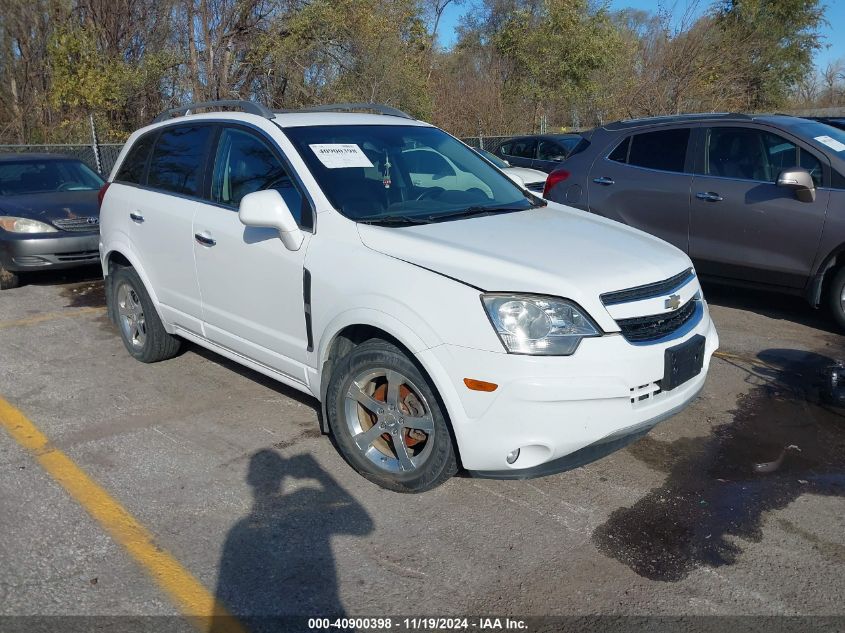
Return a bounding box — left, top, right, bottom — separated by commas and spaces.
116, 282, 147, 350
840, 285, 845, 313
344, 369, 435, 473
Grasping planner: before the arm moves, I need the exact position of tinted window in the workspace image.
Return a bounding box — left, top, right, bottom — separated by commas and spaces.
628, 129, 690, 172
538, 140, 565, 161
706, 127, 822, 185
116, 134, 154, 184
497, 142, 512, 155
607, 137, 630, 163
147, 125, 212, 196
211, 128, 304, 223
507, 139, 537, 159
832, 169, 845, 190
0, 160, 103, 196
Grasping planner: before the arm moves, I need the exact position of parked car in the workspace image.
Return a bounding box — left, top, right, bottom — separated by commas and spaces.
544, 114, 845, 328
473, 148, 547, 194
100, 100, 717, 492
493, 133, 583, 173
0, 153, 104, 289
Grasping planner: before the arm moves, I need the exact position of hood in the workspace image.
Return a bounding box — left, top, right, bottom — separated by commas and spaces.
357, 203, 693, 331
0, 191, 99, 224
503, 166, 547, 185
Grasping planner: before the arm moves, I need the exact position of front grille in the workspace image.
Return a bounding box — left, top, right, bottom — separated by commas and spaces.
56, 250, 99, 262
601, 268, 694, 306
616, 297, 699, 342
525, 181, 545, 193
52, 217, 99, 233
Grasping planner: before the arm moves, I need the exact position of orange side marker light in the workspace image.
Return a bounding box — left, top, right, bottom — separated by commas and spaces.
463, 378, 498, 392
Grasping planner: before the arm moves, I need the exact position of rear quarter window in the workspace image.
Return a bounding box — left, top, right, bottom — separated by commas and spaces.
115, 133, 155, 185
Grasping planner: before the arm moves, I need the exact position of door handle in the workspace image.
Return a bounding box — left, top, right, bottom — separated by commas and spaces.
129, 211, 144, 223
194, 231, 216, 247
695, 191, 723, 202
593, 176, 615, 186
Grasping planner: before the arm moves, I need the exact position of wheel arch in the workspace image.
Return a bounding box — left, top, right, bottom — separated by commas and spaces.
808, 242, 845, 307
103, 246, 168, 328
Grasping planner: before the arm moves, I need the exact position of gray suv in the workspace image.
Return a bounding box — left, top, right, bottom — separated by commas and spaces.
545, 114, 845, 327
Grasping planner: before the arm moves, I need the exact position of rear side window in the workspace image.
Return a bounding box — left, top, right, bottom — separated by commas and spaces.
115, 133, 155, 184
608, 137, 630, 163
628, 129, 690, 172
147, 125, 212, 196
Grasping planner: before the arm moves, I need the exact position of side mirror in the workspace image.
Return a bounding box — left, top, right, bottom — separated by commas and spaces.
777, 168, 816, 203
238, 190, 304, 251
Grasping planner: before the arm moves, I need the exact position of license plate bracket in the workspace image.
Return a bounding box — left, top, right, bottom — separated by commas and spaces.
661, 334, 706, 391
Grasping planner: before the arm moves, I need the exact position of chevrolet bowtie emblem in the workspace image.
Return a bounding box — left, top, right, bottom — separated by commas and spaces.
665, 294, 681, 310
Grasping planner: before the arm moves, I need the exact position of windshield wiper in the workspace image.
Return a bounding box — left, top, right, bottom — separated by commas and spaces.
356, 215, 431, 226
423, 203, 538, 223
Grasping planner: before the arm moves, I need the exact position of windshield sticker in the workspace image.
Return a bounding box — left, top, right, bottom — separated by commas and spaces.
814, 135, 845, 152
309, 143, 374, 168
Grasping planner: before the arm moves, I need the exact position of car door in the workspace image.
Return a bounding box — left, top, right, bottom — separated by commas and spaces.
192, 125, 313, 384
534, 139, 567, 173
121, 124, 213, 333
689, 125, 830, 288
501, 137, 537, 169
587, 126, 694, 252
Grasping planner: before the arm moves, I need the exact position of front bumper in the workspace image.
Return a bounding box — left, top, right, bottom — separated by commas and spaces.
416, 305, 718, 476
0, 231, 100, 271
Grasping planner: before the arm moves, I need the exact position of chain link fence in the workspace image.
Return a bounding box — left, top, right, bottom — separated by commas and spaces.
1, 136, 518, 175
460, 135, 515, 152
0, 143, 124, 175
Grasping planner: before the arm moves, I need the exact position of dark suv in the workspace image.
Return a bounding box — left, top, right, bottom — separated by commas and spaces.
493, 134, 582, 173
544, 114, 845, 327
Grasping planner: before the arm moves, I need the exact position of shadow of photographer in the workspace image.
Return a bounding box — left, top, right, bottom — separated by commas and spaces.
211, 450, 373, 632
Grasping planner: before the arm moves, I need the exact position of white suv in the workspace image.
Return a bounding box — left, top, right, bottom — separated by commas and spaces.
99, 101, 718, 492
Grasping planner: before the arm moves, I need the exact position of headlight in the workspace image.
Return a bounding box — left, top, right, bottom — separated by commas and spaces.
0, 216, 58, 233
482, 293, 600, 355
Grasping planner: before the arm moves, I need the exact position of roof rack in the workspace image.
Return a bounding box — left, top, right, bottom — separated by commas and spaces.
604, 112, 751, 130
152, 100, 274, 123
275, 102, 414, 120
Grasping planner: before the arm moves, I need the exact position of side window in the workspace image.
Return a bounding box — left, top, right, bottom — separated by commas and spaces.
628, 129, 690, 173
706, 127, 822, 185
498, 142, 512, 156
115, 133, 155, 185
508, 139, 537, 159
538, 140, 565, 161
607, 136, 630, 163
147, 125, 212, 196
211, 127, 304, 224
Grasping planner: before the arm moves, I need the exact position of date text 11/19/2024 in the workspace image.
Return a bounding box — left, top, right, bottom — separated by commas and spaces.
307, 617, 529, 630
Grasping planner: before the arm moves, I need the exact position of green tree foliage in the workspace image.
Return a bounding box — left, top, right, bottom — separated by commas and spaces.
715, 0, 824, 109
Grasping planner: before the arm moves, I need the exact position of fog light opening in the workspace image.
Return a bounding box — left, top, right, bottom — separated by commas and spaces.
506, 449, 520, 465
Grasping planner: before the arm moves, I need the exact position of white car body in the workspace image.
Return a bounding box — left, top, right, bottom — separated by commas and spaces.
500, 165, 547, 190
100, 108, 717, 479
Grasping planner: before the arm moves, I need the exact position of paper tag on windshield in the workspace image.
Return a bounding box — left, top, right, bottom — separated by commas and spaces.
309, 144, 374, 168
814, 135, 845, 152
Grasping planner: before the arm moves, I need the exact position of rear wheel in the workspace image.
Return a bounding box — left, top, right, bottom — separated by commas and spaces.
326, 339, 458, 493
828, 266, 845, 331
111, 266, 181, 362
0, 266, 19, 290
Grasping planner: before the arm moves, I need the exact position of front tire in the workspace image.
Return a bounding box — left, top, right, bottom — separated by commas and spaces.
829, 266, 845, 331
326, 339, 458, 493
110, 266, 181, 363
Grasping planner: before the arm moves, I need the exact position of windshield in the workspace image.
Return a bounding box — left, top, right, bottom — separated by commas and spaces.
476, 148, 509, 169
791, 120, 845, 154
283, 124, 538, 223
0, 159, 104, 196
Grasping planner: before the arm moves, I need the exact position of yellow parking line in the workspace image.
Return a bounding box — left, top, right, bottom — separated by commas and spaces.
0, 395, 246, 633
0, 306, 106, 330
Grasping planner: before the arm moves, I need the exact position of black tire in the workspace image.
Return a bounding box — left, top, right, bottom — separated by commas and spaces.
829, 266, 845, 331
110, 266, 181, 363
0, 266, 19, 290
326, 339, 458, 493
